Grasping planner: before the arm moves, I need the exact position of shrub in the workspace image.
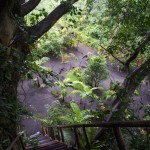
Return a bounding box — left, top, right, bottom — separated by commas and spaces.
63, 36, 77, 48
44, 31, 65, 57
83, 56, 108, 87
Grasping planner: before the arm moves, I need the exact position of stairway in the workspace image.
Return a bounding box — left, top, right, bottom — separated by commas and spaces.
25, 133, 71, 150
6, 121, 150, 150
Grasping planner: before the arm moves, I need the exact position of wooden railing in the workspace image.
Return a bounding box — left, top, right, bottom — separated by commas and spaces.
42, 120, 150, 150
6, 133, 25, 150
6, 125, 25, 150
6, 134, 25, 150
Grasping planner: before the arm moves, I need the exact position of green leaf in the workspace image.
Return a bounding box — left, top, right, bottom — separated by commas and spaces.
70, 102, 81, 121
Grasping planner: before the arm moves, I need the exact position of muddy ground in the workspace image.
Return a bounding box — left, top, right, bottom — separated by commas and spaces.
18, 44, 150, 135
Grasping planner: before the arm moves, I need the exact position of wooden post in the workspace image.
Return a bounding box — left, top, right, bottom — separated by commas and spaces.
57, 127, 61, 140
113, 127, 127, 150
48, 127, 55, 139
60, 128, 65, 143
19, 136, 25, 150
82, 127, 91, 150
73, 127, 80, 149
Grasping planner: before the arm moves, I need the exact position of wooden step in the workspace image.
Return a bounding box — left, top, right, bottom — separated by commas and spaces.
26, 142, 68, 150
25, 133, 69, 150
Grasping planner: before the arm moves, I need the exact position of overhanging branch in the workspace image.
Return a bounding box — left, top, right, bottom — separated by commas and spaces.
100, 45, 125, 65
124, 33, 150, 68
94, 56, 150, 141
28, 0, 78, 43
21, 0, 41, 16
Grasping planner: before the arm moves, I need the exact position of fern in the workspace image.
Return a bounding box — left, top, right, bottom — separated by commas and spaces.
70, 102, 82, 121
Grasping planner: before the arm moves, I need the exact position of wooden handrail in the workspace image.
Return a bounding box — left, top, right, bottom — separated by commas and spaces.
6, 133, 25, 150
42, 120, 150, 150
49, 120, 150, 128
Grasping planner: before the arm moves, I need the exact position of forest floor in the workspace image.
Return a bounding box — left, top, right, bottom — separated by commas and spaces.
18, 44, 150, 136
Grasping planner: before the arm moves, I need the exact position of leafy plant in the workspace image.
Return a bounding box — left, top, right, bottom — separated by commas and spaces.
64, 101, 94, 124
26, 8, 48, 26
24, 137, 39, 148
65, 67, 83, 82
25, 57, 57, 87
60, 52, 77, 64
41, 101, 94, 126
42, 31, 65, 57
55, 81, 67, 101
83, 56, 109, 87
68, 80, 100, 104
56, 67, 101, 103
63, 36, 77, 48
127, 128, 150, 150
40, 100, 97, 149
102, 90, 116, 100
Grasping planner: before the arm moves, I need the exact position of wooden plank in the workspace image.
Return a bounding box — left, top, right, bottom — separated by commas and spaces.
50, 120, 150, 128
113, 127, 127, 150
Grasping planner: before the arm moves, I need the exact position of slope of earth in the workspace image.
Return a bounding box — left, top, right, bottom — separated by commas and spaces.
18, 44, 150, 136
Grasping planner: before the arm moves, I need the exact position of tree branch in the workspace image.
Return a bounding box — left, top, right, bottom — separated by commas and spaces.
123, 57, 150, 95
93, 57, 150, 141
21, 0, 41, 16
111, 53, 125, 65
124, 33, 150, 68
28, 0, 78, 43
100, 45, 125, 65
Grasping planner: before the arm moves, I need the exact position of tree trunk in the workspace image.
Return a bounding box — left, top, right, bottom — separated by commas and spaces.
0, 1, 23, 148
0, 0, 78, 148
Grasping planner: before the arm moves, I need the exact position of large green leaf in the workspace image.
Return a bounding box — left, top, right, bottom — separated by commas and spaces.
70, 102, 81, 121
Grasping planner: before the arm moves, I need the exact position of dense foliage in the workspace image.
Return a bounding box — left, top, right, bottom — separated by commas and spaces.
1, 0, 150, 149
